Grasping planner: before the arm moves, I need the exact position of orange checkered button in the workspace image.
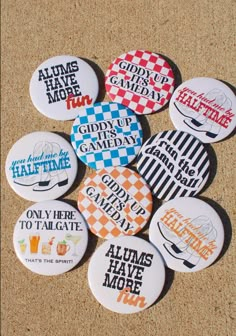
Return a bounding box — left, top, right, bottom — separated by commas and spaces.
78, 167, 153, 239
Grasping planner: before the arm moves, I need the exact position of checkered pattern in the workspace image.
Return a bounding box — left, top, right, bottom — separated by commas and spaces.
105, 50, 175, 115
71, 102, 143, 170
78, 167, 152, 239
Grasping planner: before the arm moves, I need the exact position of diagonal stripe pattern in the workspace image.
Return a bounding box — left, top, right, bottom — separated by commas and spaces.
137, 130, 210, 200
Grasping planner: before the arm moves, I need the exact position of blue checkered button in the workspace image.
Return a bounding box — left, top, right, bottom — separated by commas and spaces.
70, 102, 143, 169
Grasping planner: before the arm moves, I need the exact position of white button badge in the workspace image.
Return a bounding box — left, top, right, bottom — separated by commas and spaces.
30, 55, 99, 120
169, 77, 236, 143
13, 200, 88, 276
88, 236, 165, 314
5, 132, 78, 202
149, 197, 224, 272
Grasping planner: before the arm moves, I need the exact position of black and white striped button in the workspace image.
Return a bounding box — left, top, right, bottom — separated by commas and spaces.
136, 130, 210, 200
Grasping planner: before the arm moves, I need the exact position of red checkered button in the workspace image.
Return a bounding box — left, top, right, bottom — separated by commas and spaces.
105, 50, 175, 115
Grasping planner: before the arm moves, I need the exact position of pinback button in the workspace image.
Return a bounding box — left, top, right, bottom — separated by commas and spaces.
149, 197, 224, 272
71, 102, 143, 170
105, 50, 175, 115
13, 200, 88, 276
88, 236, 165, 314
137, 130, 210, 200
78, 166, 152, 239
5, 132, 78, 202
169, 77, 236, 143
29, 55, 99, 120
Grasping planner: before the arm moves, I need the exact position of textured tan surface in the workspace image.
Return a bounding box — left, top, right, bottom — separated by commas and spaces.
1, 1, 236, 335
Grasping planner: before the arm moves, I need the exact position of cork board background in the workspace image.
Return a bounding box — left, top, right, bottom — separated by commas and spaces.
1, 1, 235, 335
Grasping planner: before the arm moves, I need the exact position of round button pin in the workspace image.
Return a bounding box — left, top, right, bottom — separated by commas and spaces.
137, 130, 210, 200
78, 167, 152, 239
88, 236, 165, 314
30, 55, 99, 120
105, 50, 175, 114
71, 102, 143, 170
13, 200, 88, 276
5, 132, 78, 202
169, 77, 236, 143
149, 197, 224, 272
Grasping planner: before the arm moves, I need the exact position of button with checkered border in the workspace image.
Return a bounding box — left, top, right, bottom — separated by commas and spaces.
71, 102, 143, 170
105, 50, 175, 114
77, 167, 152, 239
